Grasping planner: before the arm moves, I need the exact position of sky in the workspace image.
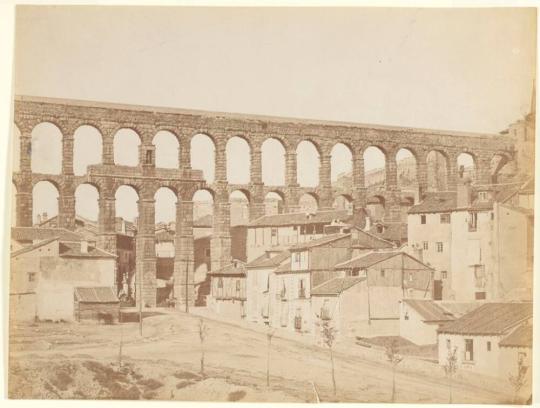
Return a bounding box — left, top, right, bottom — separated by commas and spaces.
11, 6, 537, 223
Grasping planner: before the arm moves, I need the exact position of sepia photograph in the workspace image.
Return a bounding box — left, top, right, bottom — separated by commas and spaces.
2, 3, 537, 404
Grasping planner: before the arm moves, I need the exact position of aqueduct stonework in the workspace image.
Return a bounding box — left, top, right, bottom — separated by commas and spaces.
12, 95, 516, 307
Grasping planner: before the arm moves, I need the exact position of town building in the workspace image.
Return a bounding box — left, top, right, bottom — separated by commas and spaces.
206, 260, 247, 320
73, 287, 120, 323
437, 302, 533, 378
407, 179, 534, 301
246, 209, 353, 262
399, 299, 455, 345
245, 250, 290, 324
311, 251, 434, 339
10, 237, 116, 322
267, 233, 352, 333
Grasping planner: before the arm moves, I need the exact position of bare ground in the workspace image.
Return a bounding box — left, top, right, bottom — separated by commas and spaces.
8, 309, 519, 403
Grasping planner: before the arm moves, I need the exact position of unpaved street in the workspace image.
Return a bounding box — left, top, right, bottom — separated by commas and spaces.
9, 310, 515, 403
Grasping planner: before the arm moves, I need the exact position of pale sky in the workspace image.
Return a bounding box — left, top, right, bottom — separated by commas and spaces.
11, 6, 536, 223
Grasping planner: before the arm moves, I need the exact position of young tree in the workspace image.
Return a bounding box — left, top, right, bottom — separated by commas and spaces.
198, 318, 209, 377
266, 327, 275, 387
385, 339, 403, 402
443, 345, 458, 403
508, 354, 528, 403
319, 317, 337, 396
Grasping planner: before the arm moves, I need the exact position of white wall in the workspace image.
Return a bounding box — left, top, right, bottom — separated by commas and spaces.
400, 302, 439, 345
438, 332, 503, 376
246, 267, 271, 323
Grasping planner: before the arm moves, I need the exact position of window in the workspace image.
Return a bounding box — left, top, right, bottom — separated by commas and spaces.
299, 279, 306, 298
478, 191, 487, 201
271, 228, 278, 237
217, 277, 223, 288
377, 225, 383, 233
446, 339, 451, 350
380, 270, 386, 278
351, 268, 360, 277
437, 242, 444, 252
423, 241, 429, 250
315, 224, 324, 234
487, 341, 491, 351
464, 339, 474, 361
490, 212, 494, 221
235, 279, 241, 292
468, 212, 478, 232
294, 252, 301, 263
440, 213, 451, 224
475, 292, 486, 300
28, 272, 36, 282
441, 271, 448, 279
408, 273, 413, 282
404, 311, 409, 320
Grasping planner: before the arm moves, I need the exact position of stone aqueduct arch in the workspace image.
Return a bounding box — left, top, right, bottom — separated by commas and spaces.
12, 96, 516, 307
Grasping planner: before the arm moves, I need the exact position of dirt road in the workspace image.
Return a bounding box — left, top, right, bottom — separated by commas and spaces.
8, 310, 515, 403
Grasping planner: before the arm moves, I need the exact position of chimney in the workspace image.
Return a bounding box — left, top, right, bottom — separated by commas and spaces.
457, 180, 472, 208
80, 240, 88, 254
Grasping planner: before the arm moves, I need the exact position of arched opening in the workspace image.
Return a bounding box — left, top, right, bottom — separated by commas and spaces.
333, 194, 353, 211
366, 195, 385, 223
264, 191, 285, 216
331, 143, 353, 188
426, 150, 449, 192
226, 137, 251, 184
262, 138, 286, 186
113, 129, 141, 166
457, 153, 476, 182
74, 125, 103, 175
75, 184, 99, 222
297, 141, 320, 187
191, 134, 215, 183
155, 187, 178, 260
115, 185, 139, 224
12, 124, 20, 173
363, 146, 386, 187
230, 190, 250, 226
153, 131, 179, 169
31, 122, 62, 175
396, 148, 418, 192
491, 154, 514, 184
32, 181, 59, 225
299, 193, 318, 213
193, 189, 215, 229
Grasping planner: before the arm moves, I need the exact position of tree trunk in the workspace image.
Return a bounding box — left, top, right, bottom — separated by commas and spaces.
330, 347, 336, 396
449, 376, 452, 404
391, 367, 396, 402
200, 348, 205, 377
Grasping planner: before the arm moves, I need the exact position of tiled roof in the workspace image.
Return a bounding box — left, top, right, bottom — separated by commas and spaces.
208, 261, 247, 276
246, 250, 290, 269
311, 277, 365, 295
59, 242, 116, 258
404, 299, 454, 322
11, 227, 83, 242
499, 324, 533, 348
351, 228, 394, 249
11, 237, 59, 257
74, 287, 119, 303
370, 222, 407, 243
437, 302, 482, 319
438, 302, 533, 335
288, 233, 350, 251
334, 251, 402, 269
408, 192, 457, 214
248, 210, 350, 227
